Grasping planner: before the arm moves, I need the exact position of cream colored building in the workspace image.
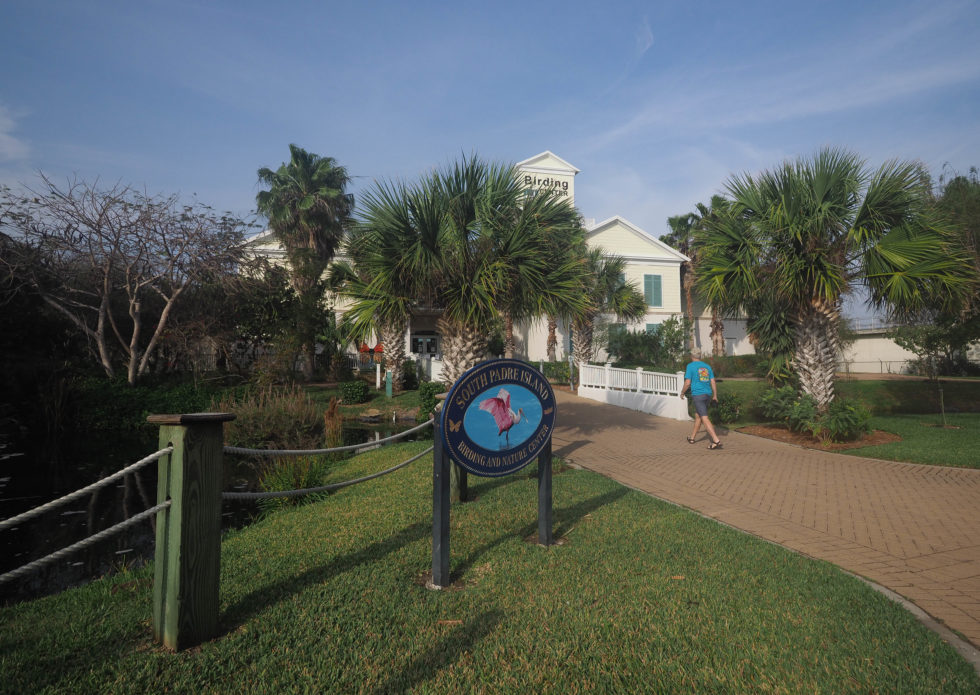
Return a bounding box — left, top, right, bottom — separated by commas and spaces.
513, 152, 752, 362
247, 150, 756, 364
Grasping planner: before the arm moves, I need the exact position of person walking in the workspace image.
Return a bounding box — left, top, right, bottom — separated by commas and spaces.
682, 354, 722, 449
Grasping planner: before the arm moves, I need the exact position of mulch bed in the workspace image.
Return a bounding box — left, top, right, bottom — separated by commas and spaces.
736, 425, 901, 452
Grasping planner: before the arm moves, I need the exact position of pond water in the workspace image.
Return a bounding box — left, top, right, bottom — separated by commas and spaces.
0, 421, 421, 605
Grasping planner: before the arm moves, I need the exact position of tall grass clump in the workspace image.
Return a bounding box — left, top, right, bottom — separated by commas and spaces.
211, 384, 325, 451
255, 455, 334, 514
213, 388, 348, 511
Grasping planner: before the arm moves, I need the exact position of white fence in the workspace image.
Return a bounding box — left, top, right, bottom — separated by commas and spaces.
578, 363, 691, 421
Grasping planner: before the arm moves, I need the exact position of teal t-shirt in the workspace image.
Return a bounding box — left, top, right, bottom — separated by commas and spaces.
685, 361, 715, 396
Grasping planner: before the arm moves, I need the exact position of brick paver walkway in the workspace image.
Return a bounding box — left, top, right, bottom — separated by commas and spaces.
552, 389, 980, 651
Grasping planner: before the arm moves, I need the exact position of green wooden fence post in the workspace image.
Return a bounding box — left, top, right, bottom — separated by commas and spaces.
148, 412, 234, 651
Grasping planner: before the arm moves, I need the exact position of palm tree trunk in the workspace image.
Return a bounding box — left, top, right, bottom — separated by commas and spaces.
546, 314, 558, 362
437, 316, 486, 386
794, 298, 841, 410
299, 347, 315, 382
571, 316, 595, 367
503, 314, 515, 359
710, 308, 725, 357
379, 317, 408, 394
682, 262, 697, 354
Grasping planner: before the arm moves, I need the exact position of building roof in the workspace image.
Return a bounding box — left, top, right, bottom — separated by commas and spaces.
587, 216, 690, 263
515, 151, 580, 175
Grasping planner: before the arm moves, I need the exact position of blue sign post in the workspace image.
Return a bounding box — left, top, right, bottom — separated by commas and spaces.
430, 359, 556, 588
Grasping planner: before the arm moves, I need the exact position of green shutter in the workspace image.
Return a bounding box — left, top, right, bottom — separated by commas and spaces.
644, 275, 662, 307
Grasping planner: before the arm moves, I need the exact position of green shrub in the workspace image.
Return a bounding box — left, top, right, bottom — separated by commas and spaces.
787, 395, 819, 434
759, 385, 799, 422
714, 393, 743, 423
607, 317, 690, 371
417, 381, 445, 421
71, 374, 227, 431
401, 359, 420, 391
817, 398, 872, 442
340, 380, 370, 404
539, 360, 571, 384
758, 386, 872, 443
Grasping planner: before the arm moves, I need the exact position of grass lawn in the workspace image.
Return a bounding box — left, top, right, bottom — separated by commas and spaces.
2, 442, 977, 694
716, 378, 980, 468
848, 413, 980, 468
835, 378, 980, 415
305, 382, 424, 421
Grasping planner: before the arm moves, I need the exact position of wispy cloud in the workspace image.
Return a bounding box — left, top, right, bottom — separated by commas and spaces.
585, 51, 980, 153
0, 104, 29, 161
635, 17, 654, 59
584, 1, 980, 154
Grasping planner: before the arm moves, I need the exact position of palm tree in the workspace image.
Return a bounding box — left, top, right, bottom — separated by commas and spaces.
538, 225, 584, 363
493, 190, 589, 360
343, 154, 589, 386
663, 210, 699, 353
663, 195, 731, 357
571, 248, 647, 366
256, 144, 353, 380
431, 155, 588, 383
696, 147, 972, 408
338, 179, 435, 392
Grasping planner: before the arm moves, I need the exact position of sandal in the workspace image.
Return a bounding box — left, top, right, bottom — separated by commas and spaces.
708, 441, 722, 450
686, 437, 696, 444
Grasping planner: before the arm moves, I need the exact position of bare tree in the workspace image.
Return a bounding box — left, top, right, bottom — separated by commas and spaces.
1, 175, 249, 384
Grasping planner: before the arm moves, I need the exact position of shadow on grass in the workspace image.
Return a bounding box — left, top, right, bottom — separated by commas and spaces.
463, 468, 528, 500
368, 610, 503, 695
1, 576, 154, 695
451, 487, 629, 580
220, 519, 430, 632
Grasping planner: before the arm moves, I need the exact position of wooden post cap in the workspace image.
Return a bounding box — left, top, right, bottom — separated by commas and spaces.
146, 413, 236, 425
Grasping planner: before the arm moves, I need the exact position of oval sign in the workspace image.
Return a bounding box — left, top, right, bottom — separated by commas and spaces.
441, 359, 556, 477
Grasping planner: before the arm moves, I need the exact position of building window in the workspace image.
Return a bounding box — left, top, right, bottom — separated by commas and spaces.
411, 331, 440, 355
644, 274, 662, 308
645, 323, 659, 335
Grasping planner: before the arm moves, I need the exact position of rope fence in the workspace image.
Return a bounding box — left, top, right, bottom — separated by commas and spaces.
223, 446, 434, 500
0, 501, 171, 585
223, 418, 434, 457
0, 447, 173, 532
4, 412, 437, 649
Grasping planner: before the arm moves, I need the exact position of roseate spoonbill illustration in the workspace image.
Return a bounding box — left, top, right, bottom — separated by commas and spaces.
478, 388, 524, 446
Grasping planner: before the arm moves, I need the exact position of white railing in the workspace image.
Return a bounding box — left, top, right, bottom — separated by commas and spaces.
848, 317, 902, 333
577, 363, 690, 421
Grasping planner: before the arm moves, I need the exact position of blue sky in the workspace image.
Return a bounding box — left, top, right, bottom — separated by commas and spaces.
2, 1, 978, 315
